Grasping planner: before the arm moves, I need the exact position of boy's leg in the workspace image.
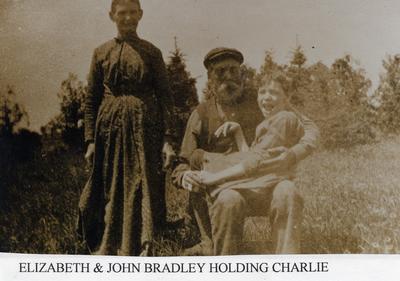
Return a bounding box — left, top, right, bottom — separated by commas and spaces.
269, 180, 303, 254
242, 180, 303, 254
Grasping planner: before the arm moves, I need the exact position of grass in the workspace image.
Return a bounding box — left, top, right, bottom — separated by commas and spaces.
1, 136, 400, 255
298, 136, 400, 253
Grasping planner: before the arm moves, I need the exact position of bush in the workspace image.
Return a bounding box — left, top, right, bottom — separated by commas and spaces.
321, 110, 376, 150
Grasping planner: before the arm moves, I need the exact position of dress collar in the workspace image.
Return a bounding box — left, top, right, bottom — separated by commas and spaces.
115, 32, 140, 43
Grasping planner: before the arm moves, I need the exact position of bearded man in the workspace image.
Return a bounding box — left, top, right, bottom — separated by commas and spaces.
172, 47, 319, 256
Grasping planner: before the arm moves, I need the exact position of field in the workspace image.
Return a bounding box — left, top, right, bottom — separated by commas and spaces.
1, 136, 400, 255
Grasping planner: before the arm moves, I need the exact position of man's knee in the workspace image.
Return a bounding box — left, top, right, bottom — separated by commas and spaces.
271, 180, 303, 211
213, 189, 245, 212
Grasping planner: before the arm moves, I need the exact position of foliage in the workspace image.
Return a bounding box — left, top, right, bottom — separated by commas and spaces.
298, 137, 400, 253
373, 55, 400, 133
319, 55, 374, 148
0, 150, 87, 254
286, 46, 311, 107
166, 40, 198, 147
257, 50, 283, 84
2, 137, 400, 254
1, 40, 399, 256
41, 73, 86, 150
321, 109, 376, 150
330, 55, 372, 107
0, 86, 29, 137
257, 49, 375, 149
240, 64, 259, 101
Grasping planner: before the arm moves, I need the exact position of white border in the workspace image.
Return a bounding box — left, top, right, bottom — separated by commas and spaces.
1, 253, 400, 281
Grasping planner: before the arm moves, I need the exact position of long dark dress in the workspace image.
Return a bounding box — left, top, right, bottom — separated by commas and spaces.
78, 34, 174, 256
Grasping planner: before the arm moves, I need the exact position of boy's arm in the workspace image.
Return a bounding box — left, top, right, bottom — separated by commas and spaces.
288, 105, 320, 163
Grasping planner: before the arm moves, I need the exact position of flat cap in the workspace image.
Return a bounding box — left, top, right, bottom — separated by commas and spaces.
204, 47, 244, 69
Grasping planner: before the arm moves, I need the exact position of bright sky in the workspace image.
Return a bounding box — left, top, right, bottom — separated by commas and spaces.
1, 0, 400, 131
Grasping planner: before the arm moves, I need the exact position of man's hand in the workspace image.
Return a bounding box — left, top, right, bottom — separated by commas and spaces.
182, 171, 202, 192
162, 142, 176, 169
85, 142, 95, 165
265, 146, 296, 172
215, 121, 241, 138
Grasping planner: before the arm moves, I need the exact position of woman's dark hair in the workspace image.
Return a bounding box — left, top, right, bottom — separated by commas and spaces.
111, 0, 141, 13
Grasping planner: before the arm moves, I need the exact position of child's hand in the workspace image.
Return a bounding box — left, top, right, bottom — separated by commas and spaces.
215, 121, 242, 138
200, 171, 220, 186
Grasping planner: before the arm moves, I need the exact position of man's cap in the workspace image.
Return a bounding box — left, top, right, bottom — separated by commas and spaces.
204, 47, 244, 69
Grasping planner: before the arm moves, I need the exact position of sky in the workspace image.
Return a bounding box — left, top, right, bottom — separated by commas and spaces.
1, 0, 400, 131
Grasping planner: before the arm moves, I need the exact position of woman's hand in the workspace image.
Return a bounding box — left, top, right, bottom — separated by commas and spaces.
85, 142, 95, 165
162, 142, 176, 169
215, 121, 242, 138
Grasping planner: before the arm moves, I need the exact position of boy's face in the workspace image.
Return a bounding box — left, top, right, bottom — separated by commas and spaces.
110, 1, 143, 35
257, 81, 287, 118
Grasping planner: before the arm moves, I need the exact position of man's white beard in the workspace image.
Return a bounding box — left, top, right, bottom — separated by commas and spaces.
214, 81, 242, 105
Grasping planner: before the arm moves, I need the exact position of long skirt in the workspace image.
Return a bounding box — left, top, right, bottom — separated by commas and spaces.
78, 95, 154, 256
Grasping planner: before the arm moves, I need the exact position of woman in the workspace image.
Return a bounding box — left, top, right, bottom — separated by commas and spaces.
78, 0, 175, 256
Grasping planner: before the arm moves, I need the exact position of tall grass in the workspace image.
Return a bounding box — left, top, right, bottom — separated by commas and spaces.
1, 136, 400, 255
298, 135, 400, 253
0, 150, 87, 254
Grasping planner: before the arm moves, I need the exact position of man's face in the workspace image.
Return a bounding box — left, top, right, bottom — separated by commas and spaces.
257, 81, 287, 118
110, 2, 143, 35
208, 58, 242, 105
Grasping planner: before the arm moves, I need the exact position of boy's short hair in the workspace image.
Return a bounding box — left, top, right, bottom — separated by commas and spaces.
260, 70, 292, 97
111, 0, 141, 13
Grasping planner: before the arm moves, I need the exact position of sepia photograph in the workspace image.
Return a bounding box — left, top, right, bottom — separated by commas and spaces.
1, 0, 400, 259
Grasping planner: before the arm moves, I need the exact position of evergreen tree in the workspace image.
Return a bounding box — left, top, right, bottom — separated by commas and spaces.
305, 61, 332, 119
240, 64, 258, 100
322, 55, 374, 149
308, 62, 331, 110
374, 54, 400, 132
286, 46, 311, 107
0, 86, 29, 137
258, 50, 283, 84
166, 38, 198, 146
330, 55, 371, 108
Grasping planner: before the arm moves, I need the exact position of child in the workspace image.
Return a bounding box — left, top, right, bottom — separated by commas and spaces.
191, 72, 306, 197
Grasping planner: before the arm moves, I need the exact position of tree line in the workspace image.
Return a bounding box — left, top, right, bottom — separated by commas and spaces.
1, 44, 400, 156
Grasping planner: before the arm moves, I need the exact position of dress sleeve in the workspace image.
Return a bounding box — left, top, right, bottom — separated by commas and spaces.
152, 48, 177, 144
84, 48, 104, 143
288, 105, 320, 163
171, 110, 202, 187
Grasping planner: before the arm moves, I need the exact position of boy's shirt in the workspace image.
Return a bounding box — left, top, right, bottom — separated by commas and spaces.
172, 98, 319, 189
203, 110, 306, 197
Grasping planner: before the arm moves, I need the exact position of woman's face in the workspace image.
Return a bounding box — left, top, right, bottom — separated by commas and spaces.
110, 2, 143, 36
257, 81, 287, 118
